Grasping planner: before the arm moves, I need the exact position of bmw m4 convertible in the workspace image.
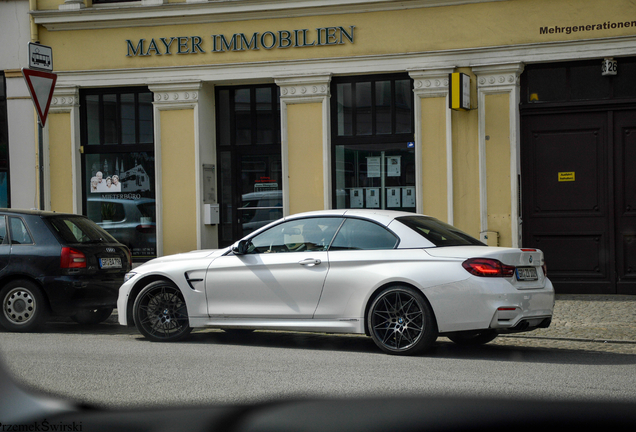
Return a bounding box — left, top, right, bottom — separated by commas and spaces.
118, 210, 554, 355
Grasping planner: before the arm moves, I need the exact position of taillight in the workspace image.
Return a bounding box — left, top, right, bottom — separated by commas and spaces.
462, 258, 515, 277
61, 247, 87, 269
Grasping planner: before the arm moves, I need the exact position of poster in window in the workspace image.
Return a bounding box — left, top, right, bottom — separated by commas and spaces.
366, 188, 380, 208
350, 188, 364, 208
386, 187, 401, 208
402, 187, 416, 207
366, 156, 381, 178
386, 156, 401, 177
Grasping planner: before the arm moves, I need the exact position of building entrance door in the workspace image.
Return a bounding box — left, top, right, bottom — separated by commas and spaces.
521, 109, 636, 294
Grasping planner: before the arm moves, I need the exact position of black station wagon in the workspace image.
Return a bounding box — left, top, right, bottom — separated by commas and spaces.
0, 209, 131, 332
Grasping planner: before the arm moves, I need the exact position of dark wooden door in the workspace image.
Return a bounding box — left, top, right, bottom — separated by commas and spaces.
614, 110, 636, 294
522, 111, 614, 293
523, 109, 636, 294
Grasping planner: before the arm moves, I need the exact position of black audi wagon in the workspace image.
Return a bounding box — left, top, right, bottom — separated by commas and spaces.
0, 209, 131, 332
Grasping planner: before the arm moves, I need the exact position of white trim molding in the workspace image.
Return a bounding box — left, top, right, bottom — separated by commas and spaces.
472, 63, 524, 248
409, 68, 454, 223
49, 85, 81, 214
275, 74, 332, 215
148, 81, 203, 255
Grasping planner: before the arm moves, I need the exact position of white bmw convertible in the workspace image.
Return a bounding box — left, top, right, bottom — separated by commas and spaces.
118, 210, 554, 355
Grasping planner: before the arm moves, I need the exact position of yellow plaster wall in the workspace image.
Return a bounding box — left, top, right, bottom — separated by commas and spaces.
48, 112, 74, 213
286, 103, 324, 215
420, 96, 448, 222
38, 0, 636, 71
484, 93, 512, 247
160, 108, 197, 255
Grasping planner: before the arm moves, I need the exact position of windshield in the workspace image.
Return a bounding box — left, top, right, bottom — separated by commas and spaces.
396, 215, 485, 246
47, 215, 119, 244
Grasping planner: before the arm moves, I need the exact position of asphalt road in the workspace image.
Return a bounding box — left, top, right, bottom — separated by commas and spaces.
1, 321, 635, 409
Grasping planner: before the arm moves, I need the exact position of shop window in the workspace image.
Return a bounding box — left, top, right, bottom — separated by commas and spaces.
0, 73, 9, 208
331, 74, 415, 212
523, 57, 636, 104
216, 85, 282, 247
80, 87, 156, 260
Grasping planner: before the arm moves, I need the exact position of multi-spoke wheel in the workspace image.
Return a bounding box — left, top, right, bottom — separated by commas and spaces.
71, 307, 114, 325
368, 286, 437, 355
447, 329, 498, 346
0, 280, 47, 332
133, 281, 192, 342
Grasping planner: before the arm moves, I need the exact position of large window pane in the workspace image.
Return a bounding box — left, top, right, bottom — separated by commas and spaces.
375, 81, 392, 134
395, 80, 412, 134
256, 87, 275, 144
121, 93, 136, 144
218, 90, 231, 146
235, 89, 251, 145
85, 152, 156, 259
103, 94, 118, 144
337, 83, 353, 136
139, 93, 153, 144
86, 95, 100, 145
356, 82, 372, 135
334, 143, 415, 211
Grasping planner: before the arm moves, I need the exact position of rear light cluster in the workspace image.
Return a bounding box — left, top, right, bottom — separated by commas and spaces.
60, 247, 87, 269
462, 258, 515, 278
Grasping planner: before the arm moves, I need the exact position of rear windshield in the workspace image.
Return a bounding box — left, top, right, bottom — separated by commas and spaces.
396, 215, 485, 247
48, 216, 118, 244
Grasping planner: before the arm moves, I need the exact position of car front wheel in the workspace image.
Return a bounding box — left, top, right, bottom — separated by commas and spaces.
0, 280, 48, 332
71, 307, 114, 325
133, 281, 192, 342
368, 286, 437, 355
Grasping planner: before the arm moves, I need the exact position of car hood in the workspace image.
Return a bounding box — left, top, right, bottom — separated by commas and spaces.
134, 248, 227, 269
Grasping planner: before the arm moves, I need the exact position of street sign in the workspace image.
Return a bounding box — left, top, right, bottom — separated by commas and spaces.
28, 42, 53, 72
22, 68, 57, 126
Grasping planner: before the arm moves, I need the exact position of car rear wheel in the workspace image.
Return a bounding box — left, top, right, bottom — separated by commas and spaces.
0, 280, 47, 332
133, 281, 192, 342
71, 307, 114, 325
368, 286, 437, 355
447, 329, 498, 346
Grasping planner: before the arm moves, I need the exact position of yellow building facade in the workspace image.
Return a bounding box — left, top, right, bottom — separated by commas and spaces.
29, 0, 636, 293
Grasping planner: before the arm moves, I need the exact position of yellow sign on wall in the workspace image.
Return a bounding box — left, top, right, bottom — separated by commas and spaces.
558, 172, 575, 182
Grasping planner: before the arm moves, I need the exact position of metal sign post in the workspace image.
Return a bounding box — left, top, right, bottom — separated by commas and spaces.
24, 42, 55, 210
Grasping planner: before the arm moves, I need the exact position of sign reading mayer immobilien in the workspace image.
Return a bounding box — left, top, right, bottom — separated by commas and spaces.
126, 26, 355, 57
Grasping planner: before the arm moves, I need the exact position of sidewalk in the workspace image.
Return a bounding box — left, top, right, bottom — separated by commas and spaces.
521, 294, 636, 343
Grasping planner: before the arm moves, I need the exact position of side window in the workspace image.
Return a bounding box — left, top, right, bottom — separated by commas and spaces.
331, 218, 397, 250
8, 217, 34, 245
249, 217, 343, 253
0, 216, 7, 245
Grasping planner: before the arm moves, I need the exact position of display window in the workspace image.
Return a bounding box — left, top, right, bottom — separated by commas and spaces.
331, 74, 415, 211
80, 88, 156, 260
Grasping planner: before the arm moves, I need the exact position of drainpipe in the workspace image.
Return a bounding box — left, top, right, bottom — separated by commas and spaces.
29, 0, 39, 42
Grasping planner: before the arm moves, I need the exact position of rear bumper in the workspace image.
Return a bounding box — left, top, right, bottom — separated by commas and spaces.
41, 275, 123, 315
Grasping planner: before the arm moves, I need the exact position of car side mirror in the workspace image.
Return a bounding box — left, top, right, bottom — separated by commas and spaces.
232, 239, 252, 255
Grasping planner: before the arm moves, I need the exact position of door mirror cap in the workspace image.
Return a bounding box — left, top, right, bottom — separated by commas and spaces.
232, 239, 251, 255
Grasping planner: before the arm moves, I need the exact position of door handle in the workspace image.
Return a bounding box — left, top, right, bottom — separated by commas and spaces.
298, 258, 321, 266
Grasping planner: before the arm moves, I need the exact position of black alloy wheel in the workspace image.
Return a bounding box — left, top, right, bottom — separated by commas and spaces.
368, 286, 437, 355
133, 281, 192, 342
447, 329, 498, 346
0, 280, 48, 332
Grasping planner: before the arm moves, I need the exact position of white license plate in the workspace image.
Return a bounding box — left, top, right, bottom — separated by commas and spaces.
516, 267, 538, 281
100, 257, 122, 269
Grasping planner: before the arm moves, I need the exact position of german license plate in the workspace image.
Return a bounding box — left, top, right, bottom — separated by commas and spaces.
100, 257, 122, 269
516, 267, 538, 281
